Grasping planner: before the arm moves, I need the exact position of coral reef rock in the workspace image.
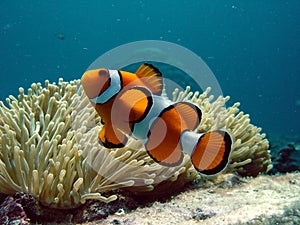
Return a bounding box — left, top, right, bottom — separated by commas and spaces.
0, 195, 30, 225
270, 140, 300, 173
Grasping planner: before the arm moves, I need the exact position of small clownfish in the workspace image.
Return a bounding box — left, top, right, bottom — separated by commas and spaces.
81, 63, 232, 175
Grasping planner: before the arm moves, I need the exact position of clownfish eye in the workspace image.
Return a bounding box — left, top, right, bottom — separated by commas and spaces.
98, 69, 109, 76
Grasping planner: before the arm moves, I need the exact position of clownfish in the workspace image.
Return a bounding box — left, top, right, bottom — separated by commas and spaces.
81, 63, 232, 175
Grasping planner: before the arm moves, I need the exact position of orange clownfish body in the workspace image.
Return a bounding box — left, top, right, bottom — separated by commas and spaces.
81, 63, 232, 175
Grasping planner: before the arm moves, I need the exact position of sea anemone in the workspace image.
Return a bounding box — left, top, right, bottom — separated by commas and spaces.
0, 78, 272, 208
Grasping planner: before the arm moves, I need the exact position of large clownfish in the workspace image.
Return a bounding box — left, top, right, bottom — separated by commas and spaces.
81, 63, 232, 175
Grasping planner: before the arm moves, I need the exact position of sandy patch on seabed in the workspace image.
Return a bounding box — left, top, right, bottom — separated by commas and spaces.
95, 173, 300, 225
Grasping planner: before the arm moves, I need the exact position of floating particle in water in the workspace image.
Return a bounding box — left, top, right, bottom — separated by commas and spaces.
2, 23, 11, 30
55, 33, 65, 40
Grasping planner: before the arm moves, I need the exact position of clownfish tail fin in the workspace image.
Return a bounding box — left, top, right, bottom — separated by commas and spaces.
135, 63, 163, 95
180, 130, 232, 175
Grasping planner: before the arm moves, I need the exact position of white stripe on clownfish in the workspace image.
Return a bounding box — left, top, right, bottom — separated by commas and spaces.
131, 90, 171, 141
180, 130, 204, 156
90, 70, 121, 104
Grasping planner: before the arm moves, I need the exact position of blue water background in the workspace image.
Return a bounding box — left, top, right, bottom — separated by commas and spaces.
0, 1, 299, 137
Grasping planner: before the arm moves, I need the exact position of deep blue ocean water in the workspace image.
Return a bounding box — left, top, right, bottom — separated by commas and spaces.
0, 1, 299, 137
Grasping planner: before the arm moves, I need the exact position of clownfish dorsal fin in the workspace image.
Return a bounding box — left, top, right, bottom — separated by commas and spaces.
135, 63, 163, 95
173, 102, 202, 130
145, 105, 185, 166
114, 86, 153, 123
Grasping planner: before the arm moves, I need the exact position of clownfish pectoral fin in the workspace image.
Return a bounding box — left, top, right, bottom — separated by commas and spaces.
114, 86, 153, 123
98, 123, 128, 148
191, 130, 232, 175
135, 63, 163, 95
173, 102, 202, 130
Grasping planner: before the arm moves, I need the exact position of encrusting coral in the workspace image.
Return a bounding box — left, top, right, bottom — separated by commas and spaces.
0, 78, 272, 209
